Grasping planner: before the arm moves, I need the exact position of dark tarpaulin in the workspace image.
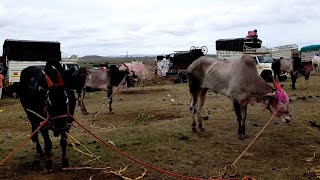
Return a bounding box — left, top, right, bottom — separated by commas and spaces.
170, 49, 204, 69
3, 39, 61, 62
216, 38, 262, 51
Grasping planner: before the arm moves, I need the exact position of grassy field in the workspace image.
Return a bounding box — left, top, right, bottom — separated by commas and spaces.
1, 75, 320, 180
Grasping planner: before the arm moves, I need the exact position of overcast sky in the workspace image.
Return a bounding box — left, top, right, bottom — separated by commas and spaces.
0, 0, 319, 56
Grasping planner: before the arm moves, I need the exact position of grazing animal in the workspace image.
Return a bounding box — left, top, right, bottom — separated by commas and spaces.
272, 57, 307, 90
72, 65, 130, 115
19, 61, 76, 171
187, 55, 291, 139
312, 55, 320, 73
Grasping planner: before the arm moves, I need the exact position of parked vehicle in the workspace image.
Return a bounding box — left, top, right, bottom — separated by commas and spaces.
155, 46, 208, 83
271, 44, 299, 59
300, 44, 320, 62
2, 39, 80, 96
215, 31, 282, 82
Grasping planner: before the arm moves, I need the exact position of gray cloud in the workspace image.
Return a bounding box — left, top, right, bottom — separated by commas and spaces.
0, 0, 319, 56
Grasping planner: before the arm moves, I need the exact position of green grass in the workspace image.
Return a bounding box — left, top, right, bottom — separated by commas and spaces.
1, 76, 320, 179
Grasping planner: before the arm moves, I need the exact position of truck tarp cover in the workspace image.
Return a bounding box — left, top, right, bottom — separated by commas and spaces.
3, 39, 61, 61
300, 44, 320, 52
171, 49, 204, 69
216, 38, 262, 51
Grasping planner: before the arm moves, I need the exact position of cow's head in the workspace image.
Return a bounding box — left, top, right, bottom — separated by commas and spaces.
265, 80, 291, 123
43, 70, 71, 136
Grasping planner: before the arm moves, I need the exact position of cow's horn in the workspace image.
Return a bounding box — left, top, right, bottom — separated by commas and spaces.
121, 62, 129, 68
42, 71, 54, 87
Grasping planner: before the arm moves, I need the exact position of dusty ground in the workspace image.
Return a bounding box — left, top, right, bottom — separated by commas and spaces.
1, 76, 320, 180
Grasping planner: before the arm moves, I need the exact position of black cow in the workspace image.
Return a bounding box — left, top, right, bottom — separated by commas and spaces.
272, 57, 309, 90
19, 60, 76, 171
72, 65, 130, 115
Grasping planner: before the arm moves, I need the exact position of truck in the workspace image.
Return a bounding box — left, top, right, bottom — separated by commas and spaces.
1, 39, 80, 96
155, 46, 208, 83
216, 36, 275, 82
271, 44, 299, 59
300, 44, 320, 62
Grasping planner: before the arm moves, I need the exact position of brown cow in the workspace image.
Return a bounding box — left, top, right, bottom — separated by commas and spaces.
187, 54, 291, 139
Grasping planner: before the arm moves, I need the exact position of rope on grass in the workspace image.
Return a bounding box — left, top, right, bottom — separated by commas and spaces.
73, 118, 239, 180
66, 132, 104, 165
290, 115, 320, 136
0, 117, 49, 166
22, 109, 104, 165
219, 115, 275, 178
91, 75, 128, 123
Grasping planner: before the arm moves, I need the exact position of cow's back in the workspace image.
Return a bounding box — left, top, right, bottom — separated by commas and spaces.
19, 66, 47, 110
312, 56, 320, 64
187, 55, 269, 97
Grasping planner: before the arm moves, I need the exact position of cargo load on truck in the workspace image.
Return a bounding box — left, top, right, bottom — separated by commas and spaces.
215, 29, 286, 82
2, 39, 80, 97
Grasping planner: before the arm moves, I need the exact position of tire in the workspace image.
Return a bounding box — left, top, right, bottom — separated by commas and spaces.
260, 70, 273, 82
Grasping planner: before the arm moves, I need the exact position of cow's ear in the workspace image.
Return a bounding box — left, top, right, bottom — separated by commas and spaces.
263, 92, 275, 98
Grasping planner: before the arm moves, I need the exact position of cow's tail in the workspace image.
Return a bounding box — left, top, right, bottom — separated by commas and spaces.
187, 72, 202, 95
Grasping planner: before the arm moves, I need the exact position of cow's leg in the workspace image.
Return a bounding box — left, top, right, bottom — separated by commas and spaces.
233, 100, 248, 140
196, 88, 208, 131
290, 71, 297, 90
189, 90, 201, 133
68, 91, 76, 116
107, 86, 113, 112
60, 133, 69, 168
41, 129, 53, 171
141, 79, 144, 93
78, 89, 89, 115
30, 122, 44, 156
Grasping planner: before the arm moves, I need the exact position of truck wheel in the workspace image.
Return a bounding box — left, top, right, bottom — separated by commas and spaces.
260, 71, 273, 82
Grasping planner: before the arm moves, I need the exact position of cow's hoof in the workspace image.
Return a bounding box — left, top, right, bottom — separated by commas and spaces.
31, 160, 42, 170
45, 158, 52, 170
238, 134, 247, 140
61, 157, 69, 168
43, 168, 53, 174
199, 128, 206, 132
192, 127, 197, 133
82, 112, 90, 115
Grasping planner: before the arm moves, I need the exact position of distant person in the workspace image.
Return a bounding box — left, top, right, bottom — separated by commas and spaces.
0, 71, 4, 99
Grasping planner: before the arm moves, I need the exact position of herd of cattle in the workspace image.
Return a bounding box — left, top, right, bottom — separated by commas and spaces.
16, 54, 320, 171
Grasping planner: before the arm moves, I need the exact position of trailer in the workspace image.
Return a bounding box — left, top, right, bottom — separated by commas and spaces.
2, 39, 80, 96
300, 44, 320, 62
155, 46, 208, 83
271, 44, 299, 59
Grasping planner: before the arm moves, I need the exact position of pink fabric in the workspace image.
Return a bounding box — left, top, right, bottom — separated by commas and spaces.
246, 31, 257, 38
119, 63, 153, 79
273, 81, 289, 103
305, 64, 312, 74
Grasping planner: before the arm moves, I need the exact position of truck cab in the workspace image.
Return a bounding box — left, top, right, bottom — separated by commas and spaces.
253, 54, 274, 82
216, 34, 276, 82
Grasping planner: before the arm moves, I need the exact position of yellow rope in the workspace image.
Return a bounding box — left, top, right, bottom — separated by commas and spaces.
221, 115, 274, 177
292, 116, 320, 136
66, 132, 104, 164
92, 75, 128, 122
233, 115, 274, 165
26, 109, 104, 164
